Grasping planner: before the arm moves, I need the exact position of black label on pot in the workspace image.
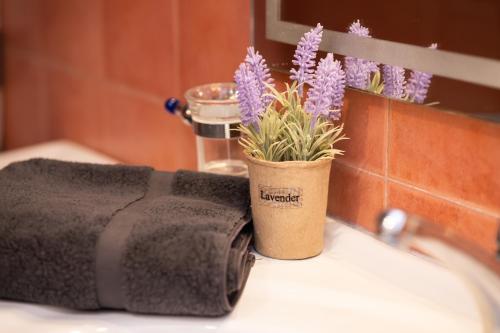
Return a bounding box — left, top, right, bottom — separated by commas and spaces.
258, 185, 303, 208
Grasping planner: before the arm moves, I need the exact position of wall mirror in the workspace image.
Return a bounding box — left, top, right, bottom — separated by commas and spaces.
253, 0, 500, 122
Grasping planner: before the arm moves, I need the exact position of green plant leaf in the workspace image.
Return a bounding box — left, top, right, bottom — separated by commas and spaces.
368, 70, 384, 94
238, 83, 348, 162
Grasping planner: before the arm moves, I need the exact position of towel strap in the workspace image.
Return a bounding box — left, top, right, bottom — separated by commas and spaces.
95, 172, 172, 309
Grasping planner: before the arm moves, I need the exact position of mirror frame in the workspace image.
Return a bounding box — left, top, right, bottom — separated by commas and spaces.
264, 0, 500, 90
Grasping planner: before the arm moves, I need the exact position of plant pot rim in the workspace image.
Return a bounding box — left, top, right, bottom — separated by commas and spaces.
244, 153, 333, 170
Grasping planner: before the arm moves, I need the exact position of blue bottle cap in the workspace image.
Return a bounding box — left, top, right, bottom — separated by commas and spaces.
164, 98, 179, 114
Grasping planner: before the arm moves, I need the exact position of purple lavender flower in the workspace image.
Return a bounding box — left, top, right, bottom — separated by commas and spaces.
382, 64, 406, 99
349, 19, 371, 37
329, 59, 346, 121
406, 43, 437, 103
234, 63, 264, 128
290, 23, 323, 95
305, 53, 346, 124
344, 20, 378, 90
245, 46, 274, 107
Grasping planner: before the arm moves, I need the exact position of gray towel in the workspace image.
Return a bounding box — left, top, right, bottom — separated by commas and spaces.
0, 159, 254, 316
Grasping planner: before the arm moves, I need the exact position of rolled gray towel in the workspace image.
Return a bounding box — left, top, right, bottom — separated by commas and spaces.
0, 159, 254, 316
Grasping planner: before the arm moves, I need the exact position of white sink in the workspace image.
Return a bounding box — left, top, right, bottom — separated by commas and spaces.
0, 140, 118, 168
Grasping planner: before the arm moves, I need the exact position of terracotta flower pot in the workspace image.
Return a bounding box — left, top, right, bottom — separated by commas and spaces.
245, 154, 332, 259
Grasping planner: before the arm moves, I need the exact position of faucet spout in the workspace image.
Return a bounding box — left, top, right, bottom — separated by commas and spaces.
377, 208, 500, 333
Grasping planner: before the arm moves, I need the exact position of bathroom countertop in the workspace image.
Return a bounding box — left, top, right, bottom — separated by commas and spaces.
0, 140, 118, 168
0, 219, 488, 333
0, 141, 492, 332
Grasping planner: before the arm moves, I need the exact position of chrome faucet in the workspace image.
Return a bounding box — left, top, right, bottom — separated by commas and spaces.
377, 209, 499, 274
377, 209, 500, 333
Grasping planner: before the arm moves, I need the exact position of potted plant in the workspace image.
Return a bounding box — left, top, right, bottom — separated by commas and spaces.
234, 24, 348, 259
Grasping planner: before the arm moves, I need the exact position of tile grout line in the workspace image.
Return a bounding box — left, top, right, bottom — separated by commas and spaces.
388, 177, 500, 219
336, 158, 500, 220
384, 99, 392, 209
6, 46, 166, 106
335, 159, 385, 179
170, 0, 181, 95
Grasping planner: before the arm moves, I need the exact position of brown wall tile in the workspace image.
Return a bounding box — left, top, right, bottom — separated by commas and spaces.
4, 0, 44, 54
388, 181, 499, 254
328, 161, 385, 232
99, 85, 196, 170
102, 0, 179, 97
46, 67, 101, 148
389, 100, 500, 215
4, 50, 50, 148
3, 0, 249, 171
179, 0, 251, 91
335, 89, 388, 175
43, 0, 104, 75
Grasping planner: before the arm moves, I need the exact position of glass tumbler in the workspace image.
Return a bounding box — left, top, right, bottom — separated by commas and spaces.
184, 83, 247, 177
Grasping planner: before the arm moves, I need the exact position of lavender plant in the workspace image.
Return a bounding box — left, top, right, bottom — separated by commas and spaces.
290, 23, 323, 96
406, 43, 438, 103
235, 24, 347, 162
279, 84, 346, 161
305, 53, 346, 123
367, 70, 384, 94
344, 20, 379, 90
382, 64, 406, 99
245, 47, 274, 106
239, 82, 346, 161
234, 63, 263, 128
